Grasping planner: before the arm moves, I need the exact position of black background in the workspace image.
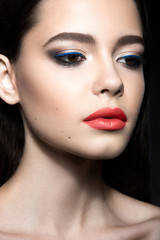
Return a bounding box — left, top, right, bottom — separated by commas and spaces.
145, 1, 160, 206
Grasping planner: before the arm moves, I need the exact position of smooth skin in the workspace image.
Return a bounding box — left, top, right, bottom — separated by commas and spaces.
0, 0, 160, 239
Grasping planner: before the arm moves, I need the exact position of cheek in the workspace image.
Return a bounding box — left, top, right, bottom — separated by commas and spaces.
124, 73, 145, 126
16, 58, 67, 115
15, 63, 83, 149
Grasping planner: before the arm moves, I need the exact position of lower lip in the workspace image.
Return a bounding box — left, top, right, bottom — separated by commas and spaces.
84, 118, 126, 130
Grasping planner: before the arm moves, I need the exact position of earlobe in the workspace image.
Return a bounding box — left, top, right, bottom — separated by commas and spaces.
0, 54, 19, 105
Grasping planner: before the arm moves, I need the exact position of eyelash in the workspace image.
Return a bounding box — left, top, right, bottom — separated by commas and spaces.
52, 52, 86, 67
48, 51, 144, 70
117, 54, 144, 70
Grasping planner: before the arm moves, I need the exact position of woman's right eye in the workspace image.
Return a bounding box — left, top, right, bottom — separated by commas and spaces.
49, 51, 86, 67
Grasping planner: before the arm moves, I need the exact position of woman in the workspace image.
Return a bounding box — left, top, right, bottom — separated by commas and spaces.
0, 0, 159, 239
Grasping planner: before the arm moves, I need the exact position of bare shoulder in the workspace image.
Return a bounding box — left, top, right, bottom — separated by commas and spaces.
0, 232, 24, 240
106, 186, 160, 224
104, 186, 160, 239
0, 231, 37, 240
0, 232, 19, 240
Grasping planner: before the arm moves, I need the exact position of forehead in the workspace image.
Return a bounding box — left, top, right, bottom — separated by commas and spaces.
19, 0, 143, 55
34, 0, 142, 37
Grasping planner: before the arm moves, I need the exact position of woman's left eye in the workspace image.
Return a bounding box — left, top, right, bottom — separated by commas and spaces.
117, 55, 144, 70
52, 52, 86, 67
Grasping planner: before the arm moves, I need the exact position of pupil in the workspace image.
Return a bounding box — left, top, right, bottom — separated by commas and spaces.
68, 54, 79, 62
126, 58, 138, 65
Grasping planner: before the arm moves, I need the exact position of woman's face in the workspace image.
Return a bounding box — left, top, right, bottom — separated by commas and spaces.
14, 0, 145, 159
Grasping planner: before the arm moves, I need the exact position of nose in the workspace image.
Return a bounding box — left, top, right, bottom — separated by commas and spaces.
91, 58, 124, 97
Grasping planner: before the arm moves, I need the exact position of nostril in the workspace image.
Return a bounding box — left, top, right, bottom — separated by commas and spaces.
114, 89, 122, 96
101, 89, 109, 94
100, 88, 123, 96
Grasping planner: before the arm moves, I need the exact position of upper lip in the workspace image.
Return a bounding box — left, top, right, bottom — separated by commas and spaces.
83, 107, 127, 122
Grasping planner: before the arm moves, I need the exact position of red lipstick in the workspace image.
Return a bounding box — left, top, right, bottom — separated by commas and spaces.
83, 107, 127, 130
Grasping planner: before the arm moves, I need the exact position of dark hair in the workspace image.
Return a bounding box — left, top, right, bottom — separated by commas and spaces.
0, 0, 43, 184
0, 0, 151, 201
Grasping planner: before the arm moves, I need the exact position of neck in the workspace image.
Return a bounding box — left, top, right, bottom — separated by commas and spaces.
1, 129, 108, 235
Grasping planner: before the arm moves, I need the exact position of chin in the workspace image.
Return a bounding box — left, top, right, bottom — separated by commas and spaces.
68, 129, 132, 160
83, 149, 125, 160
69, 142, 128, 160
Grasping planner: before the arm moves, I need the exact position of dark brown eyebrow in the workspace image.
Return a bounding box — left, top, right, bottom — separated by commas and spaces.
43, 32, 96, 47
43, 32, 145, 51
113, 35, 145, 52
